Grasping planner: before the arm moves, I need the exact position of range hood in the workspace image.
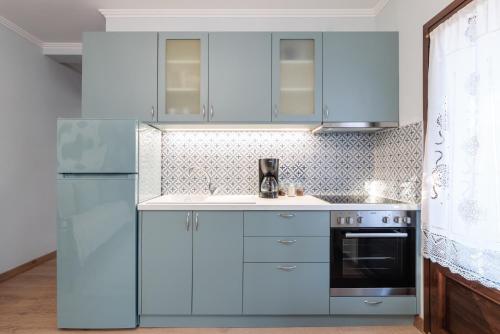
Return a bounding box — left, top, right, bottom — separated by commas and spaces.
312, 122, 398, 134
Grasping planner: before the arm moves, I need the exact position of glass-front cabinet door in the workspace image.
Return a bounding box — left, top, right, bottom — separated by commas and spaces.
158, 32, 208, 122
271, 33, 322, 123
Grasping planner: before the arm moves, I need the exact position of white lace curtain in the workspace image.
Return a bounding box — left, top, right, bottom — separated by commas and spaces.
422, 0, 500, 289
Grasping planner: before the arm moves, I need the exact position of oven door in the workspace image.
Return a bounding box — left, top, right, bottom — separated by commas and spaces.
331, 228, 415, 296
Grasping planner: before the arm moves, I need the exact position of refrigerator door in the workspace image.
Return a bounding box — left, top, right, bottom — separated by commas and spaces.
57, 119, 138, 174
57, 175, 137, 328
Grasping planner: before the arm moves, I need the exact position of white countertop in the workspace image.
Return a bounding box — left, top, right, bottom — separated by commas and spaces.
137, 195, 420, 211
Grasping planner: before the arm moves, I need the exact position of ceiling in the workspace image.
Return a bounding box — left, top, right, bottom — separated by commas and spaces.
0, 0, 383, 43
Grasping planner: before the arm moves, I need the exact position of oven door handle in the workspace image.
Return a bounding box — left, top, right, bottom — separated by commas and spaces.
345, 232, 408, 238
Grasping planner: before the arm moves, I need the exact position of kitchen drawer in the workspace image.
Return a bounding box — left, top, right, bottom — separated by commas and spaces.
243, 263, 329, 315
330, 296, 417, 315
244, 237, 329, 262
244, 211, 329, 236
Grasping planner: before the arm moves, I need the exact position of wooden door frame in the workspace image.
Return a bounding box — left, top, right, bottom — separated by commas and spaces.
422, 0, 499, 333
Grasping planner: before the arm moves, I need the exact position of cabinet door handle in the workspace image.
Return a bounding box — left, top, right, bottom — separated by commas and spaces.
278, 213, 295, 219
277, 265, 297, 271
277, 239, 297, 245
195, 213, 199, 231
186, 212, 190, 231
150, 106, 155, 120
209, 105, 214, 120
363, 300, 383, 305
202, 104, 206, 119
324, 105, 329, 119
273, 104, 278, 118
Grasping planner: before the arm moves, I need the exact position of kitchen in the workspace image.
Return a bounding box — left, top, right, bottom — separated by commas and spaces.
0, 1, 499, 334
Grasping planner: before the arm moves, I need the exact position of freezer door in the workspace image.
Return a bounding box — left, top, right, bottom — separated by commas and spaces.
57, 119, 138, 174
57, 175, 137, 328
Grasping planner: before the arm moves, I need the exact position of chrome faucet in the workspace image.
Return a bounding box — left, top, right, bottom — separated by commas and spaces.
188, 167, 219, 195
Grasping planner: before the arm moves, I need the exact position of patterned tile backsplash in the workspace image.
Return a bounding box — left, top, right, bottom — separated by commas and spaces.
160, 122, 424, 203
372, 122, 424, 203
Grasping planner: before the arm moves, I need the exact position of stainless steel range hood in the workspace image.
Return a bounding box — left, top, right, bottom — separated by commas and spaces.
312, 122, 398, 134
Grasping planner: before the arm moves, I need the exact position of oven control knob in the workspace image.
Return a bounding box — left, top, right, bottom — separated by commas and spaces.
403, 217, 412, 225
394, 216, 404, 224
382, 216, 389, 223
346, 217, 354, 225
337, 217, 346, 225
357, 216, 363, 224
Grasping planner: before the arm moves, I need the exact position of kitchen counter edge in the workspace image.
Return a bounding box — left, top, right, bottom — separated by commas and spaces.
138, 198, 421, 211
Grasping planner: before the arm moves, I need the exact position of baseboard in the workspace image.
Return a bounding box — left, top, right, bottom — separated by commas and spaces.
140, 315, 415, 328
414, 315, 425, 333
0, 251, 56, 283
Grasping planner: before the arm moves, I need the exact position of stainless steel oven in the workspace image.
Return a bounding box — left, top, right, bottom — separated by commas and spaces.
330, 211, 416, 297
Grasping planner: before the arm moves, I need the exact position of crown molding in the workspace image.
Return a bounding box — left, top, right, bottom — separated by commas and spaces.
42, 43, 82, 55
372, 0, 391, 16
0, 15, 42, 46
0, 16, 82, 56
99, 5, 384, 19
1, 0, 391, 50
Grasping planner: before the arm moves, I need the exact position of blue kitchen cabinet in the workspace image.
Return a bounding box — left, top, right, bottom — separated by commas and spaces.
192, 211, 244, 314
244, 237, 330, 263
271, 32, 323, 123
243, 263, 330, 315
82, 32, 158, 121
208, 33, 271, 122
244, 211, 330, 236
243, 211, 330, 315
330, 296, 417, 315
323, 32, 399, 124
140, 211, 243, 316
157, 32, 209, 123
140, 211, 193, 315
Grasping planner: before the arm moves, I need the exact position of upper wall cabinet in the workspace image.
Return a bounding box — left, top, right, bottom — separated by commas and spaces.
323, 32, 399, 124
158, 32, 209, 123
82, 32, 158, 122
209, 33, 271, 123
271, 32, 323, 123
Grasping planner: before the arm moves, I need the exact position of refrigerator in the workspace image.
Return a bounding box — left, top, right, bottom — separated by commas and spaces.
56, 119, 160, 329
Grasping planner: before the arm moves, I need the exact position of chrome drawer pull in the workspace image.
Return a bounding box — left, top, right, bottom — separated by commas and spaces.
363, 300, 383, 305
186, 212, 190, 231
277, 239, 297, 245
278, 213, 295, 219
277, 265, 297, 271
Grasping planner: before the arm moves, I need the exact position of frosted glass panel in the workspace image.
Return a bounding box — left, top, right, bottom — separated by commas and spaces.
279, 40, 315, 116
165, 40, 201, 115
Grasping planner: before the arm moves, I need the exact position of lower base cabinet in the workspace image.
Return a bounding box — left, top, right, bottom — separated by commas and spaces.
192, 211, 243, 315
330, 296, 417, 315
140, 209, 417, 321
140, 211, 243, 316
141, 211, 192, 315
243, 263, 330, 315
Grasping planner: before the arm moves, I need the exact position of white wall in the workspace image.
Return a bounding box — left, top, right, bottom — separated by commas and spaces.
376, 0, 454, 126
0, 24, 81, 273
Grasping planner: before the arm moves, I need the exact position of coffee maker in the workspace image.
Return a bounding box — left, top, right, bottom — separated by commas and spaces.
258, 158, 279, 198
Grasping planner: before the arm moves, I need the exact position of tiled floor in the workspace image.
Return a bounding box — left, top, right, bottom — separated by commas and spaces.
0, 259, 421, 334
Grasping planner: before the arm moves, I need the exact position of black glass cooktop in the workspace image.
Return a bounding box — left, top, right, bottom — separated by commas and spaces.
313, 195, 406, 205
